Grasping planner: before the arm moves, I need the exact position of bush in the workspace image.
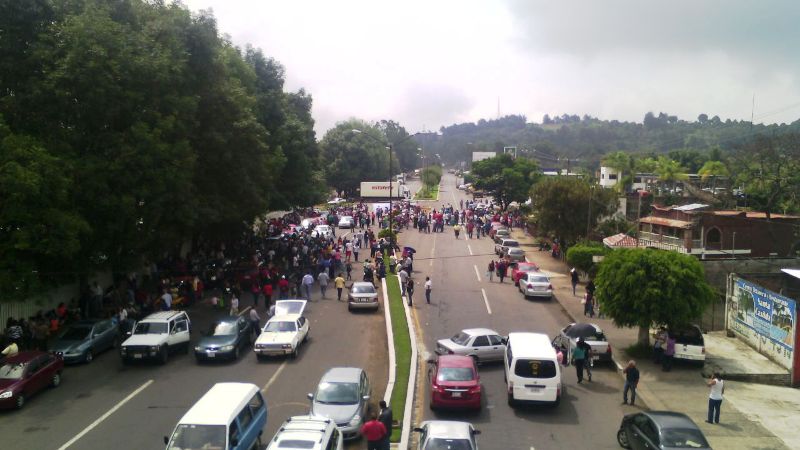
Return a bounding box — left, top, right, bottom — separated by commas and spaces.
421, 165, 442, 188
566, 242, 607, 277
378, 229, 397, 240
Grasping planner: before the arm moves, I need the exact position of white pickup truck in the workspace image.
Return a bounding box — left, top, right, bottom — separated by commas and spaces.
119, 311, 191, 364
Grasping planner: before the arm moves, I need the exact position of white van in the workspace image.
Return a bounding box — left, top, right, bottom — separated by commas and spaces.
165, 382, 268, 450
504, 332, 562, 407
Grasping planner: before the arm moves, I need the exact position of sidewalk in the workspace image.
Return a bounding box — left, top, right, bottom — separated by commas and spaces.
510, 228, 795, 450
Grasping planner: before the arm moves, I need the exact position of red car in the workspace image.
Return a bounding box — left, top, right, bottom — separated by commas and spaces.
0, 351, 64, 409
429, 355, 481, 410
511, 262, 540, 286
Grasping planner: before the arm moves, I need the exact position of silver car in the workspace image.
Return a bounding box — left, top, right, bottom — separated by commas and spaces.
435, 328, 506, 364
348, 282, 379, 311
51, 319, 119, 364
308, 367, 371, 440
413, 421, 481, 450
506, 247, 526, 262
338, 216, 355, 229
518, 272, 553, 299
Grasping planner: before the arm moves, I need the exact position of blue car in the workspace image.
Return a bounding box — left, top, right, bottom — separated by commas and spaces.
51, 319, 119, 364
194, 316, 253, 362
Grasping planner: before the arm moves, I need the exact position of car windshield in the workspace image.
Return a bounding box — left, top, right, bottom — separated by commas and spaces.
425, 438, 473, 450
209, 322, 237, 336
504, 241, 519, 247
277, 440, 315, 449
166, 424, 225, 450
315, 381, 359, 404
0, 362, 26, 380
352, 285, 376, 294
265, 321, 296, 333
509, 249, 524, 254
566, 326, 606, 341
61, 326, 92, 341
438, 367, 475, 382
134, 322, 167, 335
661, 428, 710, 448
450, 332, 471, 346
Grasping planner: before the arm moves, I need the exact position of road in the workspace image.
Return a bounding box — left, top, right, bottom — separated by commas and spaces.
0, 251, 388, 450
401, 172, 628, 449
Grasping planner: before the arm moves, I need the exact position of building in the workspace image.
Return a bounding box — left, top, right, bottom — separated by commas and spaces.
637, 204, 800, 258
599, 166, 621, 188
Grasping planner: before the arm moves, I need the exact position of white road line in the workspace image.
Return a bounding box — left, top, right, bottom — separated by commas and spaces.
58, 379, 154, 450
467, 244, 473, 256
481, 288, 492, 314
261, 360, 288, 394
473, 265, 481, 282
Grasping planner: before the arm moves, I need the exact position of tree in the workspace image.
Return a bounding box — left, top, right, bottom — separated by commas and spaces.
421, 165, 442, 188
732, 134, 800, 218
602, 151, 635, 191
566, 242, 607, 278
698, 113, 709, 124
595, 248, 715, 346
698, 160, 730, 192
529, 177, 618, 246
471, 154, 539, 210
655, 156, 688, 191
376, 120, 420, 173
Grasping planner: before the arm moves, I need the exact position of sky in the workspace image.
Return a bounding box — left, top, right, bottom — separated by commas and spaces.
182, 0, 800, 137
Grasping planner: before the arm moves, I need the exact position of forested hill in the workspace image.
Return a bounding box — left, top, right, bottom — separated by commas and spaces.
420, 113, 800, 170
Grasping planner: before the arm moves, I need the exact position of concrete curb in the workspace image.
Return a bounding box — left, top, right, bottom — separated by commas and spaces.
381, 277, 397, 405
398, 268, 419, 450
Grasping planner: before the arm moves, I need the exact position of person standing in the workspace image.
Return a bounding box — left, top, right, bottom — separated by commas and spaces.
583, 292, 594, 317
572, 338, 587, 383
662, 334, 676, 372
278, 276, 289, 299
406, 278, 415, 306
378, 400, 393, 450
160, 289, 173, 311
248, 308, 261, 337
487, 260, 495, 282
398, 268, 409, 295
570, 268, 579, 296
317, 270, 329, 298
706, 372, 724, 424
229, 295, 239, 316
335, 273, 346, 301
622, 360, 640, 405
360, 413, 387, 450
653, 327, 667, 364
424, 277, 432, 304
262, 282, 273, 307
302, 272, 314, 301
577, 338, 593, 382
497, 260, 507, 283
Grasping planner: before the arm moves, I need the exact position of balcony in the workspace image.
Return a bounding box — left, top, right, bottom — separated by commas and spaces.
638, 231, 689, 253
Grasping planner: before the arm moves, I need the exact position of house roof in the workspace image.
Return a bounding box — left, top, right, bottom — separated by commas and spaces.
639, 216, 694, 229
603, 233, 639, 248
711, 210, 800, 220
781, 269, 800, 280
674, 203, 710, 211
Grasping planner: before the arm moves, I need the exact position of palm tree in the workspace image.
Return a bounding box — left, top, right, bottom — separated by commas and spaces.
655, 156, 688, 194
698, 160, 730, 193
602, 151, 635, 192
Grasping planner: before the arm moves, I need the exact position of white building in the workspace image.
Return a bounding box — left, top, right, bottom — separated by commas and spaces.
599, 166, 621, 188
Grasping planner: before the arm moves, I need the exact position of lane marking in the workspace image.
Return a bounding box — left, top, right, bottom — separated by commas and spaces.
473, 265, 481, 282
261, 360, 288, 394
58, 379, 154, 450
481, 288, 492, 315
467, 244, 473, 256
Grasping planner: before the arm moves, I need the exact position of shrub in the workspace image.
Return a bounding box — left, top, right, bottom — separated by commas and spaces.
566, 242, 607, 277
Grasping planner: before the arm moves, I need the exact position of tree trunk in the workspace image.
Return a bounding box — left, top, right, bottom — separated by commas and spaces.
638, 325, 650, 347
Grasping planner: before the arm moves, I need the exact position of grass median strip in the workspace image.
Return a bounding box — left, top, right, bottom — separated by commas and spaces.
384, 254, 411, 442
414, 183, 439, 200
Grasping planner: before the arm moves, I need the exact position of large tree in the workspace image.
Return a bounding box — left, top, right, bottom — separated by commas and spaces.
732, 133, 800, 218
471, 153, 539, 210
595, 248, 715, 346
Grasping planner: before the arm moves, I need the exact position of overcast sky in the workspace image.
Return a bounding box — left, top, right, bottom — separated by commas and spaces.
182, 0, 800, 137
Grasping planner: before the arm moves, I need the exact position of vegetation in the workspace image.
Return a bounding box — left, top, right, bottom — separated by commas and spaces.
732, 134, 800, 219
384, 255, 410, 442
421, 165, 443, 188
471, 154, 540, 210
414, 184, 439, 201
565, 242, 608, 278
595, 248, 715, 346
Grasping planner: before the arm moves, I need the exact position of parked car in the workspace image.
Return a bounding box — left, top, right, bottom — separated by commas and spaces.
119, 311, 191, 364
413, 421, 480, 450
347, 281, 379, 311
312, 224, 334, 239
492, 228, 510, 242
518, 273, 553, 299
494, 238, 519, 255
617, 411, 710, 450
254, 300, 309, 360
0, 351, 64, 409
669, 325, 706, 364
429, 355, 481, 410
327, 197, 346, 205
51, 319, 118, 364
511, 262, 540, 286
552, 323, 613, 364
308, 367, 371, 440
338, 216, 355, 229
267, 415, 343, 450
194, 316, 252, 362
506, 247, 526, 262
435, 328, 506, 364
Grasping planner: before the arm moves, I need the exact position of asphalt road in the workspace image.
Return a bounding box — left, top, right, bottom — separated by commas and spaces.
0, 253, 388, 450
401, 173, 628, 449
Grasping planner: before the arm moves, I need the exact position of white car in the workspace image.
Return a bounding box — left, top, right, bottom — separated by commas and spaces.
327, 197, 345, 205
254, 300, 309, 360
119, 311, 191, 364
435, 328, 506, 363
518, 273, 553, 299
312, 224, 333, 239
413, 421, 481, 450
338, 216, 355, 229
267, 415, 343, 450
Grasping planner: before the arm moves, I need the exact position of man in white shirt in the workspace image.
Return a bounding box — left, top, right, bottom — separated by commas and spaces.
424, 277, 432, 304
317, 271, 330, 298
161, 291, 173, 310
302, 272, 314, 301
229, 295, 239, 315
249, 308, 261, 337
398, 269, 409, 295
706, 372, 724, 424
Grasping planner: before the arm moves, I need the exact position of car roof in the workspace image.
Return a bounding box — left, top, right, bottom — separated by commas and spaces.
140, 311, 187, 322
508, 248, 525, 253
179, 383, 260, 426
422, 420, 473, 439
270, 415, 333, 449
352, 281, 375, 288
517, 262, 537, 269
462, 328, 499, 337
320, 367, 363, 383
643, 411, 700, 429
437, 355, 475, 368
507, 332, 556, 359
502, 239, 518, 244
3, 351, 48, 364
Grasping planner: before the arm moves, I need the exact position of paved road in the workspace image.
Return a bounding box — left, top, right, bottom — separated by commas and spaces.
0, 255, 387, 450
400, 173, 628, 449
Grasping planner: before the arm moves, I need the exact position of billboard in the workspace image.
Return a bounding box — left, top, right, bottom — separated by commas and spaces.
472, 152, 496, 162
360, 182, 404, 198
729, 276, 796, 369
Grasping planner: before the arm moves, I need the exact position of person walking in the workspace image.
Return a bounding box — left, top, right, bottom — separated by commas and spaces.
317, 270, 330, 298
583, 292, 594, 317
706, 372, 724, 424
345, 261, 353, 280
360, 413, 387, 450
398, 268, 409, 296
406, 278, 415, 306
577, 338, 593, 382
278, 275, 289, 299
424, 276, 432, 304
662, 334, 676, 372
572, 337, 587, 383
335, 273, 346, 301
354, 240, 361, 262
570, 268, 579, 296
248, 307, 261, 337
497, 259, 507, 283
487, 260, 495, 282
302, 272, 314, 301
378, 400, 393, 450
622, 360, 640, 405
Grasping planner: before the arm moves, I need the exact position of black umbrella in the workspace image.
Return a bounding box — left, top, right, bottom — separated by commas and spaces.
565, 323, 601, 339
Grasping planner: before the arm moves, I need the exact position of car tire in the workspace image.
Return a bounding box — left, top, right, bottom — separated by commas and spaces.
15, 394, 25, 409
617, 429, 631, 449
348, 304, 352, 312
159, 346, 169, 365
51, 372, 62, 387
471, 355, 481, 367
507, 392, 515, 407
290, 347, 298, 359
84, 350, 94, 364
234, 345, 240, 360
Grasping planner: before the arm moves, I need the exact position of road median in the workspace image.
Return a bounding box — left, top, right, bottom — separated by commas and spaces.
383, 254, 414, 444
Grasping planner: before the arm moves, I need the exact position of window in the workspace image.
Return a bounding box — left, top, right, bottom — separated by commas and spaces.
506, 346, 513, 368
174, 319, 188, 333
661, 428, 710, 448
489, 335, 504, 346
514, 359, 557, 379
237, 405, 253, 430
166, 424, 225, 450
609, 174, 618, 180
248, 393, 264, 416
472, 336, 490, 347
706, 227, 721, 248
229, 421, 240, 445
633, 415, 659, 445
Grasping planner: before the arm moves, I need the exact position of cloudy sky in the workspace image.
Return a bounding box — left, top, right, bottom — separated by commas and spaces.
182, 0, 800, 136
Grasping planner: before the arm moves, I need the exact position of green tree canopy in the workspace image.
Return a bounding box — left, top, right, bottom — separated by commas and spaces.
471, 154, 539, 210
565, 242, 608, 278
731, 134, 800, 218
421, 165, 442, 188
595, 248, 715, 345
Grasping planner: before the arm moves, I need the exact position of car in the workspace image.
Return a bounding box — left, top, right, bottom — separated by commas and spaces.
492, 228, 510, 242
119, 311, 191, 364
194, 316, 252, 362
518, 272, 553, 299
511, 262, 540, 286
0, 351, 64, 409
413, 421, 481, 450
267, 415, 344, 450
338, 215, 355, 229
669, 324, 706, 364
457, 184, 467, 190
429, 355, 481, 410
308, 367, 371, 440
506, 247, 526, 262
312, 224, 334, 239
552, 323, 613, 364
617, 411, 711, 450
327, 197, 346, 205
282, 224, 301, 237
50, 318, 119, 364
347, 281, 379, 311
494, 238, 519, 255
300, 218, 316, 229
254, 300, 309, 359
435, 328, 506, 364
